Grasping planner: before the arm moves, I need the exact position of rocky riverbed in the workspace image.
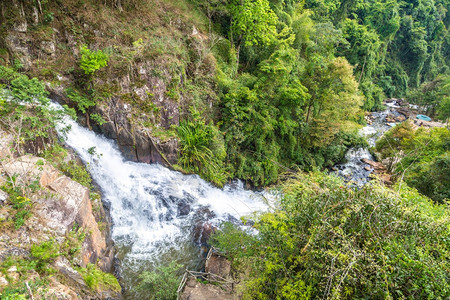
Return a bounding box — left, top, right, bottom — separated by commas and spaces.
334, 97, 444, 186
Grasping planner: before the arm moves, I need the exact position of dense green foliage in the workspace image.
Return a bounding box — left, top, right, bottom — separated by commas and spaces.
0, 67, 71, 154
177, 111, 227, 186
377, 122, 450, 203
407, 74, 450, 122
212, 172, 450, 299
180, 0, 449, 185
137, 261, 182, 300
77, 263, 121, 292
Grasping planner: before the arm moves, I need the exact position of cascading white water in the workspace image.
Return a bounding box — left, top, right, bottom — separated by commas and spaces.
334, 108, 396, 185
53, 103, 272, 295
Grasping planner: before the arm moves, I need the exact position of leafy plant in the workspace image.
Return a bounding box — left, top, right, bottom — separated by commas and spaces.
65, 87, 95, 114
1, 182, 32, 230
77, 263, 121, 293
90, 113, 106, 126
177, 108, 227, 186
79, 45, 109, 76
137, 261, 182, 300
0, 68, 68, 154
30, 240, 60, 273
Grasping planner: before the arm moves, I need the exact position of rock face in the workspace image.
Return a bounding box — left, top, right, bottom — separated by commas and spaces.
96, 97, 179, 165
3, 155, 107, 267
205, 254, 231, 280
0, 0, 222, 169
0, 129, 120, 298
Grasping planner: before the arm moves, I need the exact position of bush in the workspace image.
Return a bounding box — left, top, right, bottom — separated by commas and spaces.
78, 263, 121, 293
65, 87, 95, 114
1, 182, 32, 230
78, 264, 122, 292
177, 108, 227, 186
0, 68, 69, 153
212, 172, 450, 299
30, 240, 60, 273
79, 45, 109, 76
137, 261, 182, 300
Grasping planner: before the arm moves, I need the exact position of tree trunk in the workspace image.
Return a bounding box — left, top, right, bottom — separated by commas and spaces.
305, 103, 312, 123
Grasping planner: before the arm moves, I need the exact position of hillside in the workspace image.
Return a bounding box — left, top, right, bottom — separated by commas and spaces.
0, 0, 448, 299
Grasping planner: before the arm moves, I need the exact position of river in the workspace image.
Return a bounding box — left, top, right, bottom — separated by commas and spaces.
334, 102, 402, 186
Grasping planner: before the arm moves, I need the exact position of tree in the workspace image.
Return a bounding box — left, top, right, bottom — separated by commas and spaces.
229, 0, 278, 65
303, 57, 363, 146
138, 261, 182, 300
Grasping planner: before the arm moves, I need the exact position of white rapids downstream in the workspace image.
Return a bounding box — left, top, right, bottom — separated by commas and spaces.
54, 104, 273, 295
334, 104, 400, 186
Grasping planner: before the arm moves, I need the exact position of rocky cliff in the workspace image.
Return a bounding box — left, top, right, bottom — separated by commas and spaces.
0, 128, 120, 299
1, 0, 217, 167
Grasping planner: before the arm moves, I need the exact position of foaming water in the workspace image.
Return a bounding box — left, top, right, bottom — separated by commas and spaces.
54, 104, 271, 296
335, 109, 392, 186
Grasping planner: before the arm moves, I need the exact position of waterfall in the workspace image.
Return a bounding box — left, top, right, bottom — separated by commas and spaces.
53, 104, 272, 295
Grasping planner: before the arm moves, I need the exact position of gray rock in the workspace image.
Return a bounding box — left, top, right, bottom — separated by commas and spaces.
0, 275, 8, 287
0, 190, 8, 205
41, 41, 56, 56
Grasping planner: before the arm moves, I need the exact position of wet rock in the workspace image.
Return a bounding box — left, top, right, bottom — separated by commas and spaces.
194, 222, 216, 245
397, 108, 410, 117
364, 166, 371, 171
178, 202, 191, 216
361, 158, 385, 170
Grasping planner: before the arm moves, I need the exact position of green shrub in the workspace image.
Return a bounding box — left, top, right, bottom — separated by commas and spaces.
78, 263, 121, 293
79, 45, 109, 76
1, 182, 32, 230
30, 240, 60, 273
0, 69, 69, 152
137, 261, 182, 300
65, 87, 95, 114
0, 279, 46, 300
177, 108, 227, 186
10, 75, 49, 105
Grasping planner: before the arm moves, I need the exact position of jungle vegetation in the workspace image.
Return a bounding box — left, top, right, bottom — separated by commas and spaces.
179, 0, 449, 186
